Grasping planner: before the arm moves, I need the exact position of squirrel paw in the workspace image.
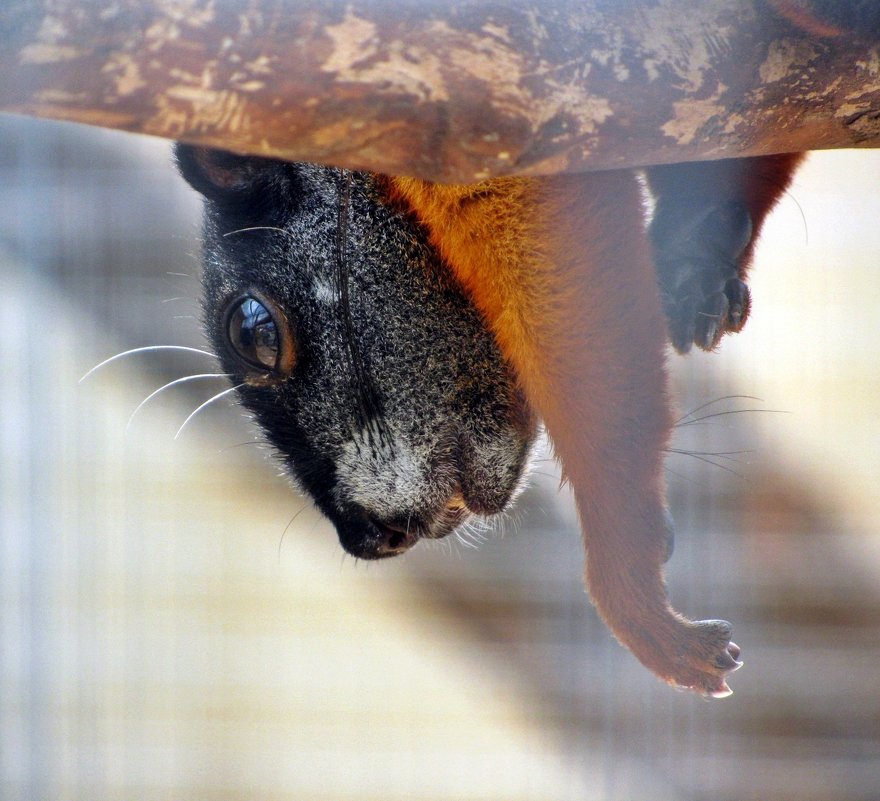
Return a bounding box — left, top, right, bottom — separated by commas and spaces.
669, 620, 743, 698
687, 278, 752, 352
618, 613, 743, 697
653, 201, 753, 354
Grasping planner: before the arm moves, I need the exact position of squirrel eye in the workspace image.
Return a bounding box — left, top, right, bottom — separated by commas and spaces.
224, 294, 293, 377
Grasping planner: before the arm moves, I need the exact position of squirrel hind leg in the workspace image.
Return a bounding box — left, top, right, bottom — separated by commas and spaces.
647, 153, 805, 353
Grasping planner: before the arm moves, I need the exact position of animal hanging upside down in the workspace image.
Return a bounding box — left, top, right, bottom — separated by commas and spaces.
176, 142, 804, 698
149, 0, 877, 699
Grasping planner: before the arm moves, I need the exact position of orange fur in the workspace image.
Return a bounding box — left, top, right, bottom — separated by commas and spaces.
385, 152, 805, 694
387, 171, 738, 694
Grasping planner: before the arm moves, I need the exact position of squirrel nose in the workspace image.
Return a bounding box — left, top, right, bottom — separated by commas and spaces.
334, 512, 419, 560
369, 517, 419, 557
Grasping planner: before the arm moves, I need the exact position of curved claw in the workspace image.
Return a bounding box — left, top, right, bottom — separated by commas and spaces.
680, 624, 743, 698
707, 681, 733, 699
724, 278, 751, 331
694, 291, 729, 350
703, 641, 744, 698
715, 641, 744, 672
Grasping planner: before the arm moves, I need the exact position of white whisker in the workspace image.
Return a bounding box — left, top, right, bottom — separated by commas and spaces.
126, 373, 230, 431
222, 225, 290, 238
278, 503, 310, 562
423, 535, 455, 558
174, 384, 244, 441
456, 533, 479, 550
79, 345, 217, 383
218, 440, 264, 454
455, 524, 482, 550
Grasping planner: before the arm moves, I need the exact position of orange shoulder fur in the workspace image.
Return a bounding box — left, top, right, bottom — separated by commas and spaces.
385, 172, 740, 696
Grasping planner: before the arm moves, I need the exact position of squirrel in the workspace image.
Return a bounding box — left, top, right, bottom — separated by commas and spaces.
173, 0, 880, 699
176, 144, 803, 697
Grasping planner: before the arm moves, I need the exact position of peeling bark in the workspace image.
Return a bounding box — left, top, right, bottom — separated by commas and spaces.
2, 0, 878, 180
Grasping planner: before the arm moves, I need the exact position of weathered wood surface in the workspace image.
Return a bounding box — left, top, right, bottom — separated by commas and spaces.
2, 0, 879, 181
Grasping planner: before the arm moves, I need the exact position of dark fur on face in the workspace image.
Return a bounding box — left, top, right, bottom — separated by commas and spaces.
176, 145, 537, 560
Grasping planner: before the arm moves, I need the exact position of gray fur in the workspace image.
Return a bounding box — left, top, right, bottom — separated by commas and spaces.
179, 148, 537, 558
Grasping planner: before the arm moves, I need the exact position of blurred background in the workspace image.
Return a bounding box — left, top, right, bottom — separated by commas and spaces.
1, 113, 878, 801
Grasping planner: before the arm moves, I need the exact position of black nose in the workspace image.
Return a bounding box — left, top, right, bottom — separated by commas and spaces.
371, 518, 419, 556
334, 513, 419, 560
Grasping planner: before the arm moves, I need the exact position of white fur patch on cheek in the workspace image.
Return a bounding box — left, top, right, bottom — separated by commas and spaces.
333, 426, 435, 518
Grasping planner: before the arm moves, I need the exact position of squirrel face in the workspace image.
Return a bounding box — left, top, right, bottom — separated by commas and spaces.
177, 146, 537, 559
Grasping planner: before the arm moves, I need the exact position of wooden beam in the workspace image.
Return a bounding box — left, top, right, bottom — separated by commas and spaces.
2, 1, 878, 182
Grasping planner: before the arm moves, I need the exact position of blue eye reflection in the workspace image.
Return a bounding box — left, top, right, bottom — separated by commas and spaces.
227, 296, 279, 371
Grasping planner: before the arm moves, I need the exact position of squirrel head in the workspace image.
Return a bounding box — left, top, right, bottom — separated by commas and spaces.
175, 145, 537, 559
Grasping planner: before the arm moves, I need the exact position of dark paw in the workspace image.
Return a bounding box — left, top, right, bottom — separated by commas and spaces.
688, 278, 752, 351
634, 616, 743, 698
651, 201, 754, 354
680, 620, 743, 698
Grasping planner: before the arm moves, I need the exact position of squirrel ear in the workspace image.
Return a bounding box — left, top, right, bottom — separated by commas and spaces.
174, 144, 280, 200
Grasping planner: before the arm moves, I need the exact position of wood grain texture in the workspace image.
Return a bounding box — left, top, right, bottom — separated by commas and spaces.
2, 0, 878, 181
